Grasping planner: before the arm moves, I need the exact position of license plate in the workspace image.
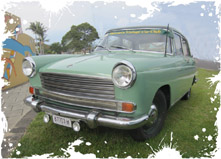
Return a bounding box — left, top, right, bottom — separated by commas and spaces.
52, 115, 72, 128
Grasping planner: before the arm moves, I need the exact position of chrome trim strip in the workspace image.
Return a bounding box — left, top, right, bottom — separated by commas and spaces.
39, 95, 135, 114
96, 113, 150, 129
42, 86, 115, 99
42, 82, 114, 93
40, 72, 111, 80
40, 90, 136, 113
41, 80, 114, 90
42, 89, 114, 102
40, 75, 113, 84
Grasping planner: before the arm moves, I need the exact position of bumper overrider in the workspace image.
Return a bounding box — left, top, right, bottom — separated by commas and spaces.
24, 95, 155, 130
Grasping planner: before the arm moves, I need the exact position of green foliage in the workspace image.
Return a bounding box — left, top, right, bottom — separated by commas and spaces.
27, 21, 48, 54
49, 42, 63, 54
11, 69, 219, 158
61, 22, 99, 53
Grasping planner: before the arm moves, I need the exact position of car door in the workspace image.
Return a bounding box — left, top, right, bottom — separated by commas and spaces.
181, 37, 196, 89
170, 33, 194, 104
181, 38, 195, 67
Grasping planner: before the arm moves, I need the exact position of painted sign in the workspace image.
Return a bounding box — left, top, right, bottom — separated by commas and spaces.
2, 12, 36, 90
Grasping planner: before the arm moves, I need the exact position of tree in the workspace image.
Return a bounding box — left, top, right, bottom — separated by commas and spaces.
61, 23, 99, 53
50, 42, 62, 54
27, 21, 48, 54
37, 24, 48, 55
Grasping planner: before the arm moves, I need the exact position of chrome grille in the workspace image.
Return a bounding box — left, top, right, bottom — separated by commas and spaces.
40, 73, 115, 99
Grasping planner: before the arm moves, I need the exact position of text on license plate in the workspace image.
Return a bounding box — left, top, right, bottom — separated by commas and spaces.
52, 115, 72, 128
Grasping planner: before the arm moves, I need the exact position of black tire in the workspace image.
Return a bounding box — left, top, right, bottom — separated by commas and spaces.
130, 90, 167, 141
182, 88, 191, 100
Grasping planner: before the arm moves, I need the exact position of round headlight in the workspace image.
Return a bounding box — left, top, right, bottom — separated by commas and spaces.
22, 57, 36, 77
112, 61, 136, 89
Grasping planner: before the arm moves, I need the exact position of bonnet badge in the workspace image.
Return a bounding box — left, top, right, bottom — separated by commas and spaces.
66, 64, 73, 68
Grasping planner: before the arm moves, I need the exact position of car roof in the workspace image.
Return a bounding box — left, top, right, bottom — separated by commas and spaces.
106, 26, 186, 38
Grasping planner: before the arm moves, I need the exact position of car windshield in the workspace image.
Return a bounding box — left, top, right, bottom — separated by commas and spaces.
95, 29, 172, 53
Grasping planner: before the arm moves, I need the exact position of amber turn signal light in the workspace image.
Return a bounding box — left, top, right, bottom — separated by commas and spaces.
29, 87, 35, 94
122, 103, 135, 112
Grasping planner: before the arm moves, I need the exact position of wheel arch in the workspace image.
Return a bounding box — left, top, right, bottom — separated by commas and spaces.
157, 85, 171, 109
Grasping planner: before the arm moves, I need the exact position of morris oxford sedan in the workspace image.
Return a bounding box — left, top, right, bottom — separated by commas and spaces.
23, 26, 196, 141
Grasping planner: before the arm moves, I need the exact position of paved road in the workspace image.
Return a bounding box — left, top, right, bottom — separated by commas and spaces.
1, 83, 37, 158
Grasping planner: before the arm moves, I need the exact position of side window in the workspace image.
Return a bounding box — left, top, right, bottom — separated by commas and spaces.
182, 38, 190, 56
174, 34, 183, 55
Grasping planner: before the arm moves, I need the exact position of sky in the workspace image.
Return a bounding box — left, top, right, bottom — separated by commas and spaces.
5, 0, 220, 61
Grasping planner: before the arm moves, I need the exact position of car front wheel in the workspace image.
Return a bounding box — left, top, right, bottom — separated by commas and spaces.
130, 90, 167, 141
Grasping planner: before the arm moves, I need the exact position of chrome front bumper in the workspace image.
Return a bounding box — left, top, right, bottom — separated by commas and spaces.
24, 96, 153, 130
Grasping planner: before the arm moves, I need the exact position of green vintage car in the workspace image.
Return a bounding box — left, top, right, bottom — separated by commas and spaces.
23, 26, 196, 141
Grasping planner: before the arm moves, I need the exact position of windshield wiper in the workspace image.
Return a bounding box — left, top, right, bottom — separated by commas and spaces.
110, 45, 136, 53
96, 45, 111, 52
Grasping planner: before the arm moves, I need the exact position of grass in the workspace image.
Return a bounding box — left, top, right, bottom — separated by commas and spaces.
11, 68, 220, 158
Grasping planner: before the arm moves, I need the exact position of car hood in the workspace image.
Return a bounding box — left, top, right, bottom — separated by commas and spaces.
40, 52, 175, 78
